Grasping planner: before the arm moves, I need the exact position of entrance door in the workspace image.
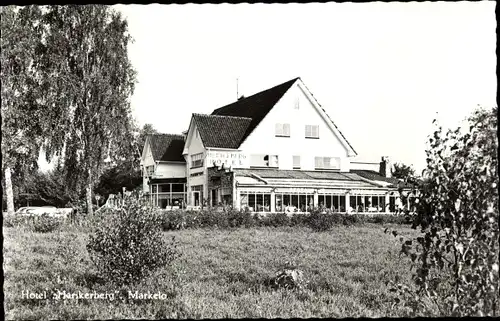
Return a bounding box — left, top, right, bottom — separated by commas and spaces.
192, 191, 200, 206
211, 189, 217, 206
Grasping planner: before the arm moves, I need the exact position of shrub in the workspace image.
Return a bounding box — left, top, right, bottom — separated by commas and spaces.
3, 214, 63, 232
388, 106, 499, 316
86, 194, 179, 285
226, 208, 254, 228
3, 214, 26, 228
290, 213, 309, 227
28, 214, 63, 233
262, 212, 291, 227
159, 210, 186, 230
307, 210, 336, 232
342, 214, 366, 226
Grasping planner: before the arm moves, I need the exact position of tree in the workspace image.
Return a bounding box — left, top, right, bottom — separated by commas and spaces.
1, 6, 49, 215
389, 106, 498, 316
94, 123, 157, 202
39, 5, 136, 216
392, 162, 416, 181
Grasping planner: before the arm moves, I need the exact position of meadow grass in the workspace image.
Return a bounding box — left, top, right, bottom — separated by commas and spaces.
3, 224, 420, 319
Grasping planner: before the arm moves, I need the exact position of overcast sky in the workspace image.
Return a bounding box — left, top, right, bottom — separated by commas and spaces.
38, 2, 497, 174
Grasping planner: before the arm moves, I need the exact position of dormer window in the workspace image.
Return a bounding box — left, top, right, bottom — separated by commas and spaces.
305, 125, 319, 138
275, 123, 290, 137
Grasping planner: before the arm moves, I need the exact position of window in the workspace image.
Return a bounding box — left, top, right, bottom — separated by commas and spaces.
315, 157, 341, 170
293, 155, 301, 169
191, 153, 203, 168
305, 125, 319, 138
275, 123, 290, 137
250, 154, 279, 168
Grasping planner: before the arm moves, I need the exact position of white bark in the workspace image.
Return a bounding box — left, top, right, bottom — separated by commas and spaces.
86, 184, 93, 216
5, 166, 15, 215
86, 168, 93, 216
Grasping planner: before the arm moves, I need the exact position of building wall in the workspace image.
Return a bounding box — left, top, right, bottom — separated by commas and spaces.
155, 162, 186, 178
238, 81, 352, 171
185, 123, 207, 205
350, 162, 380, 172
141, 139, 155, 193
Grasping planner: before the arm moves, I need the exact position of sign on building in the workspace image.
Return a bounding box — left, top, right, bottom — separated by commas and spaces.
206, 151, 248, 168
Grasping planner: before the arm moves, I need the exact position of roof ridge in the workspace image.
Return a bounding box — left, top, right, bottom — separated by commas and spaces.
193, 113, 252, 121
149, 133, 184, 137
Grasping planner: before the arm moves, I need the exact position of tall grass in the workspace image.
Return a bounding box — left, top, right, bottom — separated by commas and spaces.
3, 224, 422, 319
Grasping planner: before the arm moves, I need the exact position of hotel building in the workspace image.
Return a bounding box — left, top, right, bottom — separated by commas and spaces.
140, 78, 412, 213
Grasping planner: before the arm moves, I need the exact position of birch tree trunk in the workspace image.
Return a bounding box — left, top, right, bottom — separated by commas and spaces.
86, 168, 93, 216
86, 184, 93, 216
5, 166, 15, 215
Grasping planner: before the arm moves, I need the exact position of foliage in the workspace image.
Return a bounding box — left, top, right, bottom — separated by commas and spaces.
387, 106, 499, 316
1, 6, 52, 215
3, 213, 63, 233
86, 193, 179, 285
391, 162, 416, 181
16, 167, 80, 208
307, 209, 337, 231
37, 5, 137, 216
94, 162, 142, 201
260, 212, 291, 227
155, 208, 409, 231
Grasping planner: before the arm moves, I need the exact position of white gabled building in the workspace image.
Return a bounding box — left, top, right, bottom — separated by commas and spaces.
141, 77, 413, 213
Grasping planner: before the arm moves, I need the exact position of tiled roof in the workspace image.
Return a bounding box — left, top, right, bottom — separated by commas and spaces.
192, 114, 252, 149
211, 77, 298, 145
350, 170, 413, 188
148, 134, 186, 162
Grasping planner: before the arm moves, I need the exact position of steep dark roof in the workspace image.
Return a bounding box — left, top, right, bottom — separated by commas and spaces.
192, 114, 252, 149
350, 170, 413, 188
148, 134, 186, 162
211, 77, 298, 144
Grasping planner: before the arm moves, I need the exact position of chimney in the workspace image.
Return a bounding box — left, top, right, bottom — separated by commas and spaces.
182, 130, 188, 141
379, 156, 391, 178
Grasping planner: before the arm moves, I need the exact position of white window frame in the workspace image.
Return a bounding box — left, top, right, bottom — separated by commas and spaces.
250, 154, 279, 168
293, 155, 301, 169
305, 125, 319, 138
315, 156, 341, 170
275, 123, 290, 137
191, 153, 204, 168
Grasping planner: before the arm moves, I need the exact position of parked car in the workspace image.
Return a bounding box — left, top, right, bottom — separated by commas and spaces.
15, 206, 70, 218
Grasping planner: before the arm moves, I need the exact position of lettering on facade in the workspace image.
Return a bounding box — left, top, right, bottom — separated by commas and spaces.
206, 151, 247, 167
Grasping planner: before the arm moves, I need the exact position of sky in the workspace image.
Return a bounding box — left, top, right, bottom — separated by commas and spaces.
38, 2, 497, 174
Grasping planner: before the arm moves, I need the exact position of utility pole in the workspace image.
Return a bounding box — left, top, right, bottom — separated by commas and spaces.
236, 78, 239, 100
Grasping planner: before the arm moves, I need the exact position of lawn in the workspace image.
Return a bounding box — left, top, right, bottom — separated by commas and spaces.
3, 224, 420, 319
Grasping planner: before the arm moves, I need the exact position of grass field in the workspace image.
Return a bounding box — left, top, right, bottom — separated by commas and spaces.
3, 224, 421, 319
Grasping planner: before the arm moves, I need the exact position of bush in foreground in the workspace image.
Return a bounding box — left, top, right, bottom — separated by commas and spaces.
86, 194, 179, 285
388, 106, 499, 317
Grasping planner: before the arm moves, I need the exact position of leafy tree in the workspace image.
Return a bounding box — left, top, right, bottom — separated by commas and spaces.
388, 106, 499, 316
1, 6, 53, 215
94, 123, 158, 202
135, 123, 158, 163
39, 5, 137, 215
392, 162, 416, 181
